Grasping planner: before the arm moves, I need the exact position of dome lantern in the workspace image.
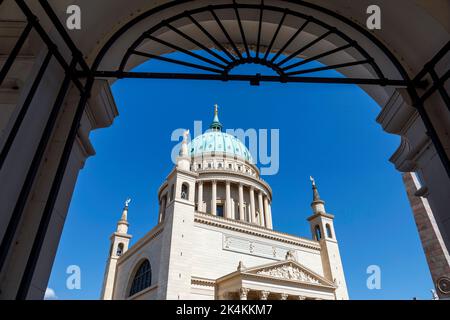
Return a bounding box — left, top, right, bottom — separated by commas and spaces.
209, 104, 223, 132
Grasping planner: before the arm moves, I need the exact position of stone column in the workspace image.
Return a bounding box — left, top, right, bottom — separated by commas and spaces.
263, 196, 270, 228
258, 191, 265, 227
198, 181, 203, 212
158, 200, 162, 223
238, 183, 245, 221
239, 287, 250, 300
211, 180, 217, 216
267, 201, 273, 229
250, 187, 256, 224
225, 181, 231, 219
403, 172, 450, 299
280, 293, 289, 300
159, 197, 167, 223
259, 290, 270, 300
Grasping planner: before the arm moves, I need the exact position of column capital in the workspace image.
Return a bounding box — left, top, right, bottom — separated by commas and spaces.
259, 290, 270, 300
298, 295, 306, 300
211, 180, 217, 215
239, 287, 250, 300
226, 180, 231, 186
280, 293, 289, 300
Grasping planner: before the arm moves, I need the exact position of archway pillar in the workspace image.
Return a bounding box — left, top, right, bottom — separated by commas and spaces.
377, 89, 450, 297
0, 50, 118, 299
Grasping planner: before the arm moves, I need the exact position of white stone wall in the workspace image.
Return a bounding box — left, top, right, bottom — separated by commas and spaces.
113, 216, 327, 300
191, 223, 324, 282
113, 230, 163, 300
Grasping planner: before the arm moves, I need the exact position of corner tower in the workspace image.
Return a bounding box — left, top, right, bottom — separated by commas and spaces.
157, 130, 198, 299
101, 199, 132, 300
307, 177, 349, 300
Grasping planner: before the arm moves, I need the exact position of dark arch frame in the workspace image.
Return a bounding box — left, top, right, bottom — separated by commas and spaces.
93, 1, 400, 86
112, 2, 387, 83
0, 0, 448, 300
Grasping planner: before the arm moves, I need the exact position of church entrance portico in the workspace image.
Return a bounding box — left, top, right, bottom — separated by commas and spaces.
216, 256, 337, 300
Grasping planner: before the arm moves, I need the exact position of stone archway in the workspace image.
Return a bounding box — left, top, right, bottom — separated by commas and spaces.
0, 0, 448, 299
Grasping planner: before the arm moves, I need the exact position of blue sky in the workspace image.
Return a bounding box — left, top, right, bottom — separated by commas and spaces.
47, 55, 433, 300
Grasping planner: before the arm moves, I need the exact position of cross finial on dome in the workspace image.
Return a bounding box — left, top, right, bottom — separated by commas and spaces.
210, 104, 223, 131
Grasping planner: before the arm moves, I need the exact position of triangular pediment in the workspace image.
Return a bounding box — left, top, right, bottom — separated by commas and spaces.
243, 260, 335, 287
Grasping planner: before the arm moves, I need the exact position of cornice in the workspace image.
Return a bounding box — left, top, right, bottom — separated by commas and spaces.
191, 276, 216, 287
307, 212, 335, 221
241, 273, 336, 290
194, 212, 320, 250
117, 224, 164, 265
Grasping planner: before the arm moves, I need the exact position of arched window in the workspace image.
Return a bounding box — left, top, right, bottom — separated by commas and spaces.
160, 194, 167, 222
129, 260, 152, 297
116, 243, 124, 256
181, 183, 189, 200
170, 184, 174, 201
314, 225, 322, 240
326, 224, 333, 238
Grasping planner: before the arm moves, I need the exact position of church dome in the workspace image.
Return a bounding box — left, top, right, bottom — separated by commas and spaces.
188, 105, 254, 163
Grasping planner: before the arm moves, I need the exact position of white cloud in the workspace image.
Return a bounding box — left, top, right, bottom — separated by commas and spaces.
44, 288, 57, 300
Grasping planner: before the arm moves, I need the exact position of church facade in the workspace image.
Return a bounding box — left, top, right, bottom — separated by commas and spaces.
100, 107, 349, 300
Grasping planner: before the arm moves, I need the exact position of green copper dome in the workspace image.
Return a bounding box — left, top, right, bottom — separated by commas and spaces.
188, 106, 254, 163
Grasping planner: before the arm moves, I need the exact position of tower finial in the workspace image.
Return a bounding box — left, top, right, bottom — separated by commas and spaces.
120, 198, 131, 222
210, 104, 223, 131
310, 176, 321, 202
179, 130, 190, 157
310, 176, 325, 214
117, 198, 130, 233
